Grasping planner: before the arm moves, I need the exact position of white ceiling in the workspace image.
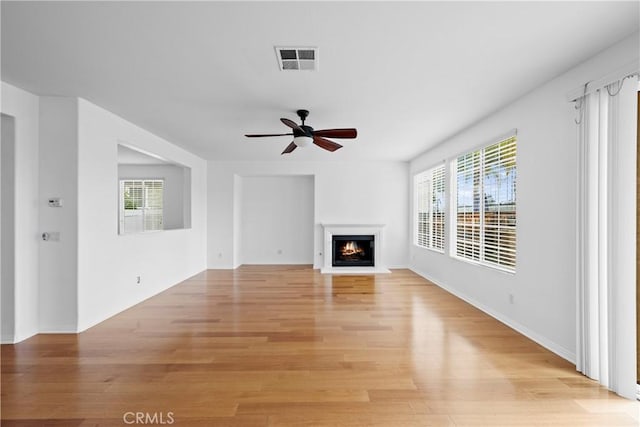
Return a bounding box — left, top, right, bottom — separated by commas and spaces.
2, 1, 638, 162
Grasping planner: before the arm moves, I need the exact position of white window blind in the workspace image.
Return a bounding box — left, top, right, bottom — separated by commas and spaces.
414, 163, 445, 252
120, 179, 164, 234
455, 136, 516, 271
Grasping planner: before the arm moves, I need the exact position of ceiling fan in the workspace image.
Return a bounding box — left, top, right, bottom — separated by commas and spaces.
245, 109, 357, 154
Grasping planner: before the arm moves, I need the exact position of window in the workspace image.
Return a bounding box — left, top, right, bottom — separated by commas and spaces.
118, 144, 192, 232
119, 179, 164, 234
414, 163, 445, 251
454, 135, 516, 271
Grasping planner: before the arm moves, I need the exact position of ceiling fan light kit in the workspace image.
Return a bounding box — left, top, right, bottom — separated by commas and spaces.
293, 135, 313, 148
245, 109, 357, 155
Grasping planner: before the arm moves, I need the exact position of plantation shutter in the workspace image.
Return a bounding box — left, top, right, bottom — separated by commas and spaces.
431, 165, 445, 250
415, 164, 445, 252
144, 180, 164, 231
123, 180, 144, 210
483, 136, 517, 270
415, 171, 431, 248
456, 150, 482, 261
455, 135, 516, 271
120, 179, 164, 233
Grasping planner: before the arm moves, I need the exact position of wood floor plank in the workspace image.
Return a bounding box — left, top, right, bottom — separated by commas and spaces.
1, 266, 638, 425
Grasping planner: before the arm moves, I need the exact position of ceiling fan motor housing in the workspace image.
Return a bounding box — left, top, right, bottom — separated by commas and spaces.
294, 125, 314, 137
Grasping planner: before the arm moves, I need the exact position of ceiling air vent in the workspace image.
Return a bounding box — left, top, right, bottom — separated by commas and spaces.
275, 47, 318, 71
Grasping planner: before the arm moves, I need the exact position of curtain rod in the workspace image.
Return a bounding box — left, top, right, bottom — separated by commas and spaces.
567, 60, 639, 102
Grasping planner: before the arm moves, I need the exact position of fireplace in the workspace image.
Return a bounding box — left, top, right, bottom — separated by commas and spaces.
322, 224, 388, 274
332, 235, 375, 267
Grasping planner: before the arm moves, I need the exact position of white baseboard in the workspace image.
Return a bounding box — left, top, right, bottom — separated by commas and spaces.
1, 332, 14, 344
38, 324, 78, 334
3, 327, 77, 343
410, 266, 576, 364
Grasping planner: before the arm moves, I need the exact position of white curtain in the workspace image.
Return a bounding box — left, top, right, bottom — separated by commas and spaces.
575, 74, 638, 399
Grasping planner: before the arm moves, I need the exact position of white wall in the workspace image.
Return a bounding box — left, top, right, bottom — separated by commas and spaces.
1, 114, 16, 342
39, 97, 79, 332
1, 83, 40, 343
118, 164, 189, 230
232, 174, 242, 268
208, 161, 409, 269
240, 175, 314, 264
408, 33, 640, 362
182, 167, 192, 229
1, 88, 207, 340
77, 98, 207, 331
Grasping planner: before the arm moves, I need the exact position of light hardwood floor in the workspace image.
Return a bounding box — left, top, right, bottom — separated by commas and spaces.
2, 266, 638, 426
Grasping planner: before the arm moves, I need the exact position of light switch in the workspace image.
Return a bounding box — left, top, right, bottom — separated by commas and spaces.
42, 232, 60, 242
48, 198, 63, 207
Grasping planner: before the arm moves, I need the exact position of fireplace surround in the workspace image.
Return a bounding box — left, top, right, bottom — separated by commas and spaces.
321, 224, 390, 274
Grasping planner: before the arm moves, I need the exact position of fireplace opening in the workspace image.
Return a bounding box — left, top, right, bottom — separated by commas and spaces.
332, 235, 374, 267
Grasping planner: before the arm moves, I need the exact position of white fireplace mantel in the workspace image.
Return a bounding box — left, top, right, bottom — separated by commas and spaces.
321, 224, 390, 274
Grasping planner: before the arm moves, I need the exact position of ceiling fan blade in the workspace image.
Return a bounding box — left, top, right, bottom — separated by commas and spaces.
280, 118, 305, 132
281, 141, 297, 154
313, 136, 343, 152
245, 133, 293, 138
313, 128, 357, 139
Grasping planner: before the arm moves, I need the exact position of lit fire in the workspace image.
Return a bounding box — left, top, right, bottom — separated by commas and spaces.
341, 241, 364, 256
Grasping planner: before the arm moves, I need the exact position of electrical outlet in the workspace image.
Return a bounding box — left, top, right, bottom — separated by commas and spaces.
136, 276, 141, 284
508, 293, 514, 304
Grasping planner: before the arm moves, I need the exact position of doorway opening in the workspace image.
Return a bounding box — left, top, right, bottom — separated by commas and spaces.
237, 175, 314, 266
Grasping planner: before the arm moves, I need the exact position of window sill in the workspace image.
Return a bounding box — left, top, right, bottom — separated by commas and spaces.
119, 227, 192, 236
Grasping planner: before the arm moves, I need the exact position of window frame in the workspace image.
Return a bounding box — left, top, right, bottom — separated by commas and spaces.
119, 178, 165, 235
413, 163, 446, 253
451, 135, 517, 273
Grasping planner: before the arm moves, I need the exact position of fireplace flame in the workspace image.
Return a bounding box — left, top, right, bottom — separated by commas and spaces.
341, 241, 364, 256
